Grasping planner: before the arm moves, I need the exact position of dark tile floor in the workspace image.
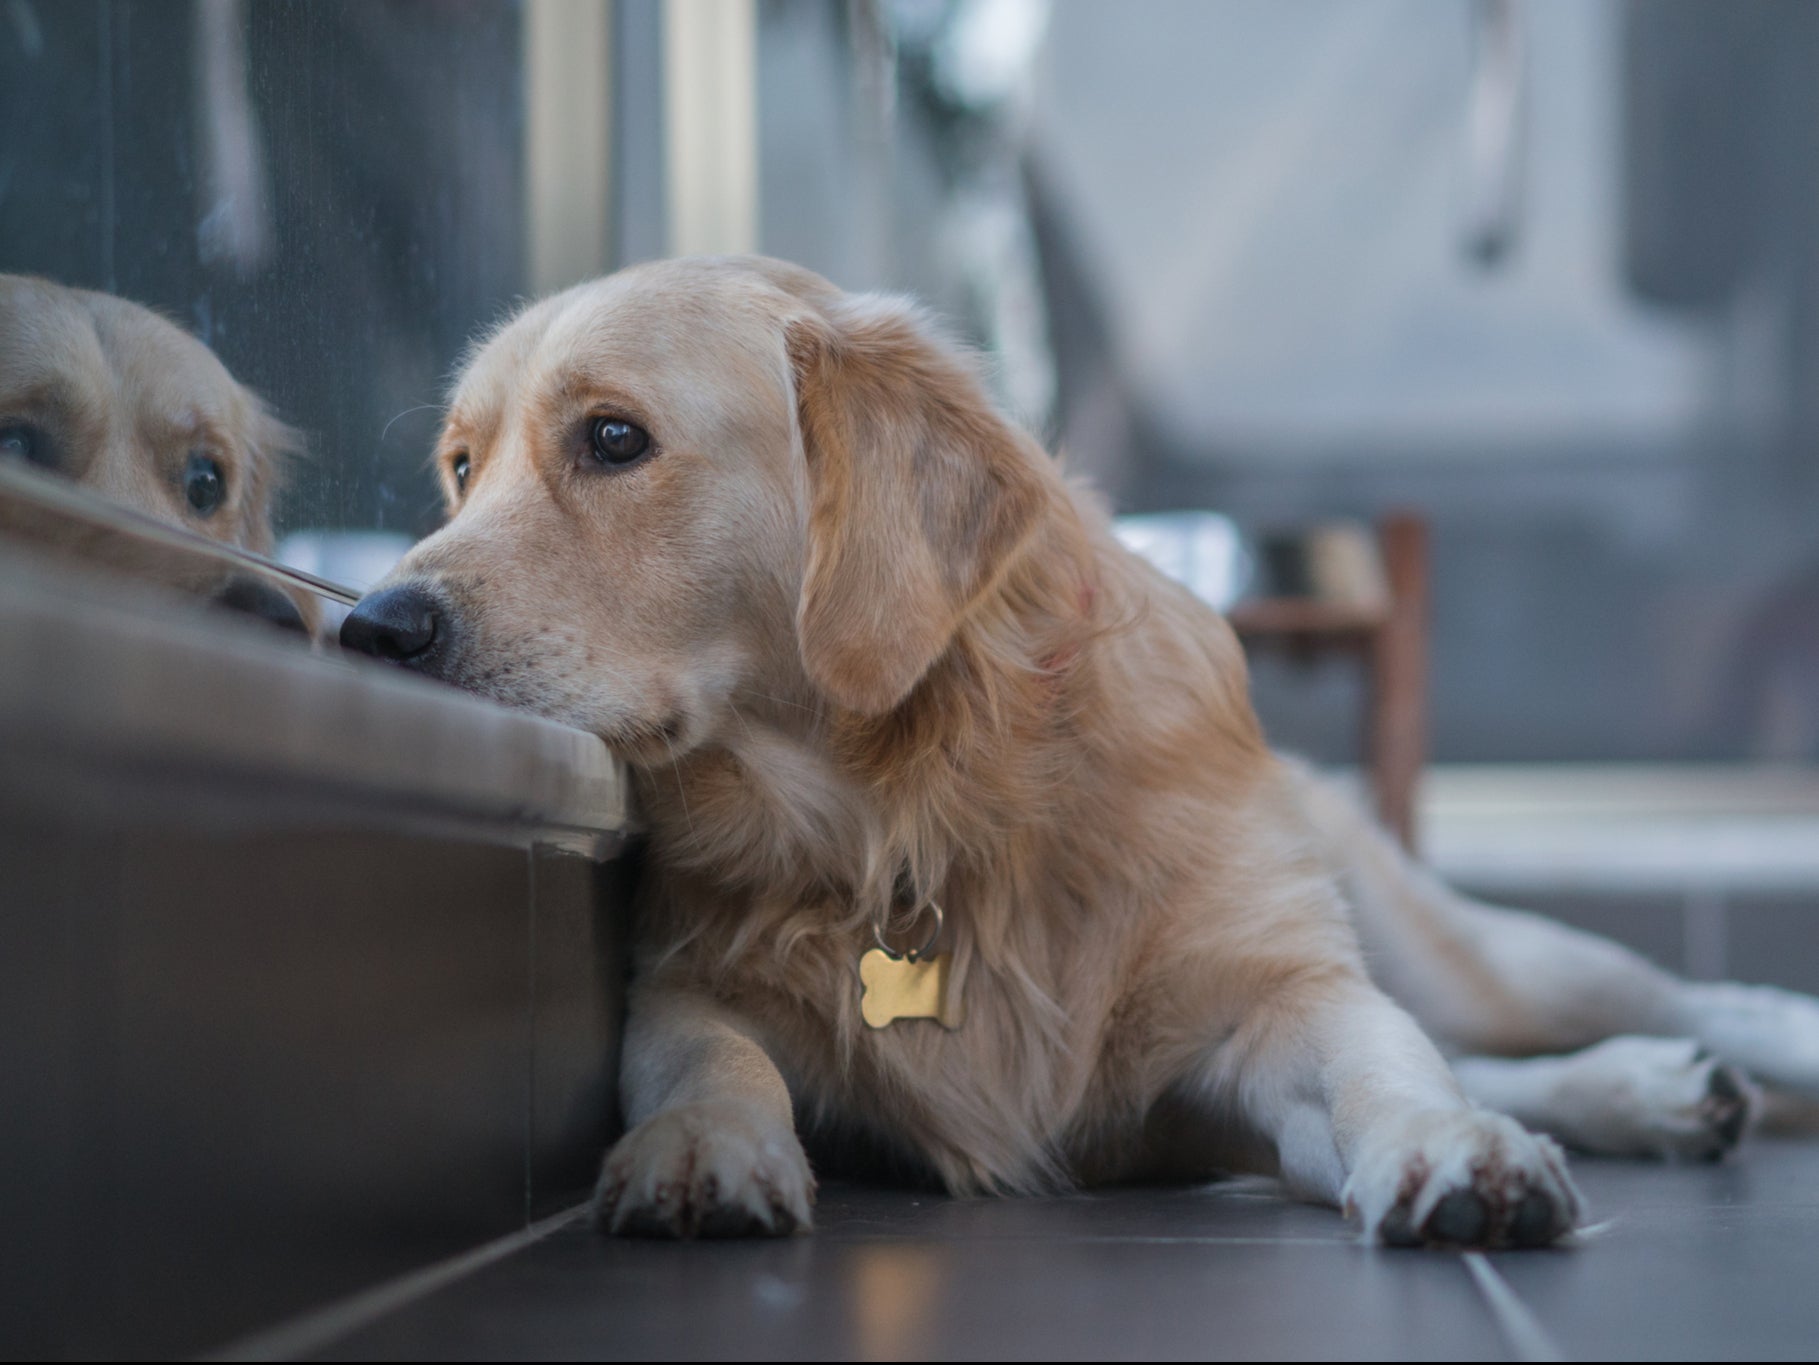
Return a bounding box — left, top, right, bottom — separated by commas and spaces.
235, 1138, 1819, 1361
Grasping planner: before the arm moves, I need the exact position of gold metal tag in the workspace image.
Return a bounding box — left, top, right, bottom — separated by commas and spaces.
860, 947, 964, 1029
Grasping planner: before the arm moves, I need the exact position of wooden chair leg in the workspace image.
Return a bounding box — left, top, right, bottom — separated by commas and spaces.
1368, 513, 1429, 852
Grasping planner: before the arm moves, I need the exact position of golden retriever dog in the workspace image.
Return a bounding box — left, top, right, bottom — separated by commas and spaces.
341, 257, 1819, 1248
0, 273, 312, 631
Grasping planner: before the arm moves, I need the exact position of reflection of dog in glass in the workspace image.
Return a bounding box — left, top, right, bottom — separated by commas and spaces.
0, 274, 312, 631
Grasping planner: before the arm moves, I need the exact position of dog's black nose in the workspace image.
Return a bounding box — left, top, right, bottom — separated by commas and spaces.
340, 583, 442, 663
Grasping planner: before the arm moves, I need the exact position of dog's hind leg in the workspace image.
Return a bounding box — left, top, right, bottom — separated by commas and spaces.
1660, 981, 1819, 1098
1284, 759, 1683, 1054
1452, 1038, 1757, 1161
1285, 759, 1819, 1100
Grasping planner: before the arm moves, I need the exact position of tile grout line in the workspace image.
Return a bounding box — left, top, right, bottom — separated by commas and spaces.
820, 1233, 1361, 1247
197, 1202, 592, 1363
1462, 1252, 1569, 1363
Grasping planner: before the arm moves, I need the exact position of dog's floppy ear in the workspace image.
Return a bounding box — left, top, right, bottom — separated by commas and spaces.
787, 296, 1048, 715
236, 400, 303, 555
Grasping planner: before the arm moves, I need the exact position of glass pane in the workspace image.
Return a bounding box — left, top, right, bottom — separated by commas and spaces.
1, 0, 550, 625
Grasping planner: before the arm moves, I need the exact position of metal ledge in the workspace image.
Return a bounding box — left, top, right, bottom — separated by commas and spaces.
0, 547, 629, 850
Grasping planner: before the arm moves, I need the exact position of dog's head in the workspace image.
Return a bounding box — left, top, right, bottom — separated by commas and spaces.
0, 274, 309, 628
342, 256, 1052, 764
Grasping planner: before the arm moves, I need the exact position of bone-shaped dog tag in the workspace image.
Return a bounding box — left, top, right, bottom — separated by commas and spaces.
860, 947, 964, 1029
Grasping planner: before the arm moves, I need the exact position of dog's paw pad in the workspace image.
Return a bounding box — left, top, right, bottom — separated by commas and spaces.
1508, 1189, 1561, 1247
1425, 1189, 1490, 1245
1697, 1058, 1754, 1157
1345, 1109, 1581, 1250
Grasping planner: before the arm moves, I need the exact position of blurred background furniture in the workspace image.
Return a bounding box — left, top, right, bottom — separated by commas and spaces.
1230, 513, 1430, 852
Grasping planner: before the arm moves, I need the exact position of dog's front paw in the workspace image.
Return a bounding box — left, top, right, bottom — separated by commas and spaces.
1343, 1109, 1581, 1249
594, 1101, 815, 1238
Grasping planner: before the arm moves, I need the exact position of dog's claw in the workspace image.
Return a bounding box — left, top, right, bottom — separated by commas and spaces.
594, 1101, 815, 1240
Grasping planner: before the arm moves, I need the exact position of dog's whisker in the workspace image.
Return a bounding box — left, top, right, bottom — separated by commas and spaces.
379, 401, 444, 443
735, 687, 818, 717
660, 728, 697, 847
725, 698, 759, 749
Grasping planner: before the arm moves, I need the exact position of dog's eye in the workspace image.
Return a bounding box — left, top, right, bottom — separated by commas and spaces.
589, 416, 651, 467
184, 452, 225, 516
453, 452, 470, 493
0, 422, 53, 469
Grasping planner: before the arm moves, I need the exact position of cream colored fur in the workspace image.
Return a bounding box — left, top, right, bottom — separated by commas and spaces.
355, 256, 1819, 1248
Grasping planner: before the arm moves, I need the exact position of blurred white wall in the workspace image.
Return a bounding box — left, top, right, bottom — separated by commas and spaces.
1029, 0, 1711, 462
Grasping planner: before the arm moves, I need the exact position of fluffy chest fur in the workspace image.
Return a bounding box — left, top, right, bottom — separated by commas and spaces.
626, 532, 1342, 1194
